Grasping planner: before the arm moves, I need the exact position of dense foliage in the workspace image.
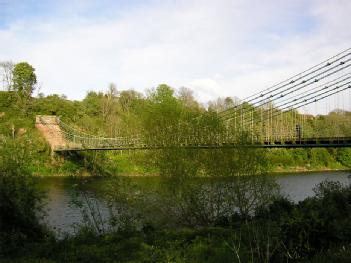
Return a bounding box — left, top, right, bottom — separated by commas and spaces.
1, 84, 351, 175
0, 139, 49, 256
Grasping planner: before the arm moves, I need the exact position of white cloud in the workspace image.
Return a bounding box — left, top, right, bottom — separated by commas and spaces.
188, 78, 224, 102
0, 0, 350, 112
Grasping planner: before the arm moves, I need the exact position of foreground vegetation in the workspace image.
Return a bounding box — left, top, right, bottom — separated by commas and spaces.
1, 142, 351, 262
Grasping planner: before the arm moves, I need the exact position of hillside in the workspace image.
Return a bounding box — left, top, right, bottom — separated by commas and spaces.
0, 88, 351, 176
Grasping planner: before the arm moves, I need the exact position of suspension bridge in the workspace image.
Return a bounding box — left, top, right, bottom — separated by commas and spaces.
36, 48, 351, 152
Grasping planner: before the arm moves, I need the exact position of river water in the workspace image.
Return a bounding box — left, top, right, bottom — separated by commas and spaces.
39, 171, 351, 235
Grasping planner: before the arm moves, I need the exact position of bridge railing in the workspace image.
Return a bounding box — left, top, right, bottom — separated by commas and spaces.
56, 118, 144, 149
37, 115, 351, 151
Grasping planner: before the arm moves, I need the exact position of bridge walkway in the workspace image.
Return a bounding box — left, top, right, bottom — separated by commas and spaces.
35, 115, 351, 152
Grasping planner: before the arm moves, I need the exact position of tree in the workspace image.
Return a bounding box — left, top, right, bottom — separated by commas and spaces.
82, 91, 104, 117
177, 87, 200, 110
208, 97, 239, 113
0, 61, 14, 91
12, 62, 37, 113
102, 83, 118, 120
119, 89, 143, 112
12, 62, 37, 97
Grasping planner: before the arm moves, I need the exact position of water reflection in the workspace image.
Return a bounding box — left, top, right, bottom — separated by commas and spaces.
274, 171, 351, 201
39, 171, 351, 235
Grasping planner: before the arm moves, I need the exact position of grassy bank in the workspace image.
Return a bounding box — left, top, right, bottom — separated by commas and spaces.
33, 149, 351, 177
272, 166, 351, 174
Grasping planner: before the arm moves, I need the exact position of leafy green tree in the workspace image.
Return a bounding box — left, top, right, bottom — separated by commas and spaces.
33, 94, 80, 120
82, 91, 104, 117
12, 62, 37, 113
12, 62, 37, 96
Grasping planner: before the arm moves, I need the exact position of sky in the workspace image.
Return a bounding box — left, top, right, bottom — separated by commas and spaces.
0, 0, 350, 105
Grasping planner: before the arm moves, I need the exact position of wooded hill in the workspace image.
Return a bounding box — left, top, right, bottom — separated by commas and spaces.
1, 82, 351, 176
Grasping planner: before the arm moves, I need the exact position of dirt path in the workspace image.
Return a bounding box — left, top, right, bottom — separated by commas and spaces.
35, 116, 68, 151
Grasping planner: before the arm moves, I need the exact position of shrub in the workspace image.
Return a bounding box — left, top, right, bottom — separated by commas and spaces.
337, 148, 351, 167
309, 148, 334, 167
0, 139, 49, 256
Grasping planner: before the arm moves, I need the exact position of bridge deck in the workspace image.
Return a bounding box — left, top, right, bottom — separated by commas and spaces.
35, 115, 351, 152
53, 137, 351, 152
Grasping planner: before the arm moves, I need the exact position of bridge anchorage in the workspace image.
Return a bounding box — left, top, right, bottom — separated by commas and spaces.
36, 48, 351, 152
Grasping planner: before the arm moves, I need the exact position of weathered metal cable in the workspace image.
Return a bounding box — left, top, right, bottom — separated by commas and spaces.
220, 48, 351, 117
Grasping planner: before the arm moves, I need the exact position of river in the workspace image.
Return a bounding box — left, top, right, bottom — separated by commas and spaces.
39, 171, 351, 235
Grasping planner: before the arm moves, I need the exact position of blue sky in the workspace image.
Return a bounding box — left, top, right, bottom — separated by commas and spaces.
0, 0, 350, 105
0, 0, 145, 24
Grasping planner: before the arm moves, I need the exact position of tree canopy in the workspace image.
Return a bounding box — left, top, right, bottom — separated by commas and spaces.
12, 62, 37, 97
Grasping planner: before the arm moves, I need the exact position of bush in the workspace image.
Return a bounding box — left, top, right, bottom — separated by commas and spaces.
0, 139, 49, 256
268, 149, 295, 168
261, 181, 351, 261
337, 148, 351, 167
309, 148, 334, 167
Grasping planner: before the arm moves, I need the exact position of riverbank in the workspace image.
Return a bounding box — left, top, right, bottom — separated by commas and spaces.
4, 173, 351, 263
272, 166, 351, 174
33, 166, 351, 177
